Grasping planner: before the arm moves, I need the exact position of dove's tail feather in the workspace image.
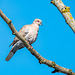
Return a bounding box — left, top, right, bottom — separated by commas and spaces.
5, 51, 15, 61
5, 44, 18, 61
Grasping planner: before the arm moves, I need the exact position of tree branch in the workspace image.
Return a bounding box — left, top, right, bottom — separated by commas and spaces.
50, 0, 75, 33
0, 9, 75, 75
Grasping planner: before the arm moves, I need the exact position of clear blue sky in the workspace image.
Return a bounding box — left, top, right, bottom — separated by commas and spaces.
0, 0, 75, 75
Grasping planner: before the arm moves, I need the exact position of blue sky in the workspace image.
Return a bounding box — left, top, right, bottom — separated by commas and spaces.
0, 0, 75, 75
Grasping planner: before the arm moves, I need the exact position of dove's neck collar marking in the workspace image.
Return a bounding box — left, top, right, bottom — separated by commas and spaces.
32, 23, 39, 28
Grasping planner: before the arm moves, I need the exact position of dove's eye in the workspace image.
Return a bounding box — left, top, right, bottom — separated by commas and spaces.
37, 21, 39, 22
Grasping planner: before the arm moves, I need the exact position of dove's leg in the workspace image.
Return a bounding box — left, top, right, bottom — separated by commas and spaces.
30, 45, 33, 49
27, 41, 33, 49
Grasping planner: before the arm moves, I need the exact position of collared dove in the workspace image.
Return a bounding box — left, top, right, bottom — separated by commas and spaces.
5, 19, 42, 61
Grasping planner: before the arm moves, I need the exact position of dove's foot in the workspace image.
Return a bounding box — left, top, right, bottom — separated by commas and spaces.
27, 41, 33, 49
30, 46, 33, 49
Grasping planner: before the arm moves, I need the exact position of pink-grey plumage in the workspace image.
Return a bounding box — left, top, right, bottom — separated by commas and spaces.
5, 19, 42, 61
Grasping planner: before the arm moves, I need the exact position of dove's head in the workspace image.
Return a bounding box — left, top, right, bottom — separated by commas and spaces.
33, 19, 42, 26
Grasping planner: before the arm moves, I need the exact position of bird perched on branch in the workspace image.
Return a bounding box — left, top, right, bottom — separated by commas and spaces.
5, 19, 42, 61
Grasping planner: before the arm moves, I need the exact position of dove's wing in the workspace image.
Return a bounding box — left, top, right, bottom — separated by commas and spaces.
6, 25, 30, 61
9, 25, 30, 47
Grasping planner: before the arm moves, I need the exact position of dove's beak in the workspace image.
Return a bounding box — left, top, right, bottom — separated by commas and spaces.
41, 23, 43, 26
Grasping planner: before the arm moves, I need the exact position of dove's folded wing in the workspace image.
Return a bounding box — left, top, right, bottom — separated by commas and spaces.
9, 25, 30, 47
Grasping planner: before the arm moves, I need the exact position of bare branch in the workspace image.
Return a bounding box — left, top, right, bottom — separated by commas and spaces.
0, 9, 75, 75
51, 0, 75, 33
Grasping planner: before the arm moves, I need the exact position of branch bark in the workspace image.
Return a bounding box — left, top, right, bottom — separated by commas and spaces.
51, 0, 75, 33
0, 9, 75, 75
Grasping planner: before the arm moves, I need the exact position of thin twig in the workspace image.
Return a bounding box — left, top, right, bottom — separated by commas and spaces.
0, 9, 75, 75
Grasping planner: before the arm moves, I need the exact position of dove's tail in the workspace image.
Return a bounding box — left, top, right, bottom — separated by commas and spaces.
5, 44, 19, 61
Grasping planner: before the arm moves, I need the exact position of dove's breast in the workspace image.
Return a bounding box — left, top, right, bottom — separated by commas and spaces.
25, 27, 39, 44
